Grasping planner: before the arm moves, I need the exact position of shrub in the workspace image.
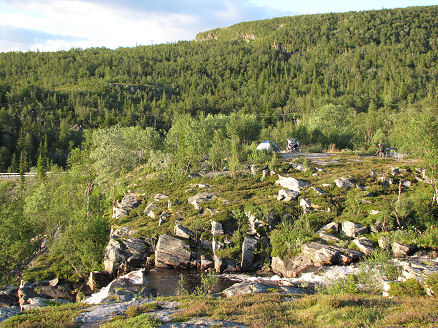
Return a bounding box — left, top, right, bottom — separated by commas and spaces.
425, 273, 438, 296
270, 223, 314, 258
317, 275, 358, 295
389, 278, 427, 297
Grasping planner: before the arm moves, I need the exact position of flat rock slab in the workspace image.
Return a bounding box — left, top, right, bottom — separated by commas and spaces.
0, 307, 20, 324
75, 298, 154, 328
161, 317, 246, 327
222, 282, 313, 298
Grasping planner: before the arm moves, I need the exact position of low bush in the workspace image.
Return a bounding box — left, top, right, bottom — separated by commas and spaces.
425, 273, 438, 296
389, 278, 427, 297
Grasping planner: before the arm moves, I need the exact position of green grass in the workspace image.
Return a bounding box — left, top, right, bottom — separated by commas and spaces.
1, 303, 89, 328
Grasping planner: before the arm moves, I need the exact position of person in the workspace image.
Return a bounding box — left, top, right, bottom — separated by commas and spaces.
375, 143, 384, 157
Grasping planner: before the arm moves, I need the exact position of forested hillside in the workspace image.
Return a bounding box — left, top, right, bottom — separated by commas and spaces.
0, 5, 437, 171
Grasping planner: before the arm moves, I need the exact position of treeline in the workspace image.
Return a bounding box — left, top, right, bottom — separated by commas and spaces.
0, 5, 437, 171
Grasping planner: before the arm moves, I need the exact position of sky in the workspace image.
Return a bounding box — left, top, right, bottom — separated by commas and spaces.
0, 0, 436, 52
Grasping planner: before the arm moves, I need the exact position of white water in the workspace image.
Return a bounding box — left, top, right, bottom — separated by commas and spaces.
221, 265, 359, 286
83, 270, 145, 305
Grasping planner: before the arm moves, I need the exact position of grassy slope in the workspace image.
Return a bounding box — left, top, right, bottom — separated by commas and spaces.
3, 294, 437, 327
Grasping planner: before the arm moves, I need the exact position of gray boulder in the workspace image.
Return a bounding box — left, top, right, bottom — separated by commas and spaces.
222, 282, 269, 297
155, 234, 191, 268
213, 255, 238, 273
378, 236, 391, 251
104, 232, 152, 275
353, 237, 375, 255
144, 203, 159, 218
241, 235, 258, 271
88, 271, 112, 291
18, 278, 74, 310
334, 178, 355, 189
299, 198, 313, 214
277, 189, 299, 202
392, 242, 417, 258
174, 225, 193, 239
311, 187, 327, 195
187, 192, 216, 211
317, 222, 341, 242
112, 193, 141, 220
275, 175, 309, 192
101, 271, 156, 303
200, 254, 214, 270
0, 286, 18, 307
272, 242, 364, 278
379, 177, 394, 186
341, 221, 368, 238
153, 193, 169, 202
211, 221, 224, 236
0, 307, 20, 324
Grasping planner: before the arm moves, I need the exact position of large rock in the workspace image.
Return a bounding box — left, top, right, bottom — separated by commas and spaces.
353, 237, 375, 255
275, 175, 309, 192
317, 222, 341, 242
299, 198, 313, 214
144, 203, 159, 218
174, 225, 193, 239
247, 213, 265, 235
341, 221, 368, 238
392, 242, 417, 258
241, 235, 258, 271
104, 231, 152, 275
334, 178, 355, 189
272, 242, 364, 278
211, 221, 224, 236
277, 189, 300, 202
213, 255, 238, 273
222, 282, 269, 297
88, 271, 112, 291
187, 192, 216, 211
112, 193, 141, 220
0, 307, 20, 324
84, 270, 156, 305
18, 278, 75, 310
0, 286, 18, 307
155, 234, 191, 268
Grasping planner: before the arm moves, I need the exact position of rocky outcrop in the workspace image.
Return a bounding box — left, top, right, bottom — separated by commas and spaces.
144, 203, 159, 218
174, 225, 194, 239
317, 222, 341, 242
155, 234, 191, 268
112, 193, 141, 220
104, 229, 153, 275
353, 237, 375, 255
272, 242, 364, 278
0, 307, 20, 324
88, 271, 112, 291
187, 193, 216, 211
277, 189, 299, 202
211, 221, 224, 236
222, 282, 313, 298
334, 178, 355, 189
275, 175, 309, 192
0, 285, 18, 307
341, 221, 368, 238
392, 242, 417, 257
18, 278, 74, 310
299, 198, 313, 213
241, 235, 258, 271
214, 255, 238, 273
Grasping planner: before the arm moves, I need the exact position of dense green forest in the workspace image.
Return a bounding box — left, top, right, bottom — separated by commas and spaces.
0, 6, 437, 286
0, 5, 437, 171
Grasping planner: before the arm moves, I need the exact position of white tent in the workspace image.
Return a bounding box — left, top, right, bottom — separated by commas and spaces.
256, 141, 280, 152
